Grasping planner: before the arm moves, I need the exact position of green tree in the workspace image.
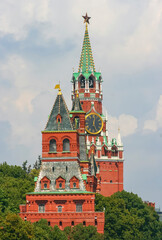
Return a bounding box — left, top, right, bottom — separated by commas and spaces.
33, 219, 67, 240
64, 224, 104, 240
95, 191, 162, 240
0, 213, 34, 240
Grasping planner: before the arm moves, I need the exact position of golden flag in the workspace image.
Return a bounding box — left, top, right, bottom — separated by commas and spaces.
54, 84, 60, 89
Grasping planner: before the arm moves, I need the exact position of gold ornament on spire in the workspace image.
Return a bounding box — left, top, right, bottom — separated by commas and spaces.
54, 84, 62, 95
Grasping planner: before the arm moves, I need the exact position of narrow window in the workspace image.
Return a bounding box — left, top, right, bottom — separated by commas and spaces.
95, 219, 97, 226
58, 206, 62, 213
79, 76, 85, 88
71, 221, 74, 226
59, 183, 62, 189
48, 221, 50, 226
52, 166, 54, 172
89, 76, 94, 88
39, 204, 45, 213
76, 203, 82, 212
63, 139, 70, 151
44, 183, 47, 189
49, 139, 56, 152
73, 182, 76, 188
59, 221, 62, 226
110, 180, 112, 183
66, 166, 68, 172
83, 221, 86, 226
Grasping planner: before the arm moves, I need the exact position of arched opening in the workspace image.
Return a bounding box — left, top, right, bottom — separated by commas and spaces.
89, 75, 95, 88
73, 182, 76, 188
44, 183, 47, 189
52, 166, 54, 172
59, 183, 62, 189
49, 139, 56, 152
71, 221, 74, 226
59, 221, 62, 226
58, 206, 62, 213
79, 76, 85, 88
63, 139, 70, 151
66, 166, 68, 172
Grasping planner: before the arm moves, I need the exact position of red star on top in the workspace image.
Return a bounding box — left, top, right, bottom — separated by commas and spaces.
82, 13, 91, 24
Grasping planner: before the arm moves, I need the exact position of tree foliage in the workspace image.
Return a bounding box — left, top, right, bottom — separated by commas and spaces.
0, 162, 162, 239
64, 224, 104, 240
95, 191, 162, 240
0, 162, 34, 215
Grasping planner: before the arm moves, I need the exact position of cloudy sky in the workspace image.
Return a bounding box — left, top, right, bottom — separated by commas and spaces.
0, 0, 162, 208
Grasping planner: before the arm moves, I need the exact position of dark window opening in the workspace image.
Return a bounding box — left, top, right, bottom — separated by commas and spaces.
66, 166, 68, 172
79, 76, 85, 88
59, 221, 62, 226
95, 219, 97, 226
44, 183, 47, 189
110, 180, 112, 183
49, 139, 56, 152
83, 221, 86, 226
59, 183, 62, 189
71, 221, 74, 226
52, 167, 54, 172
48, 221, 50, 226
63, 139, 70, 151
89, 76, 94, 88
73, 182, 76, 188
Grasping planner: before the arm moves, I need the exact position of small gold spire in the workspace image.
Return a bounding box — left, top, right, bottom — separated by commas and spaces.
75, 90, 79, 97
54, 83, 62, 95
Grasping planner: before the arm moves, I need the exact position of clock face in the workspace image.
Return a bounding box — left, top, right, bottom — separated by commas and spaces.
85, 113, 103, 134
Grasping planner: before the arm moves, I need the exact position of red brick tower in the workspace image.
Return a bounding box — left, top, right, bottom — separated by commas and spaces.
71, 14, 124, 196
19, 87, 104, 233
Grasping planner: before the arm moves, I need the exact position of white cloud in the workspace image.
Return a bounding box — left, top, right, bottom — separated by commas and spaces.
144, 95, 162, 132
108, 114, 138, 139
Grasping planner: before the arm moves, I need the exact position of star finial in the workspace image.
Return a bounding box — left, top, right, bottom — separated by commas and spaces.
82, 13, 91, 24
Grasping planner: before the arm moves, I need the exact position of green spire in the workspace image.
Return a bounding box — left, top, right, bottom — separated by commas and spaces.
78, 16, 95, 73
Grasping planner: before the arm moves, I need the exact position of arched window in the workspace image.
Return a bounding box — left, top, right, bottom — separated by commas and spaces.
52, 167, 54, 172
49, 139, 56, 152
63, 139, 70, 151
79, 76, 85, 88
58, 206, 62, 213
71, 221, 74, 226
59, 221, 62, 226
73, 182, 76, 188
66, 166, 68, 172
89, 75, 94, 88
44, 183, 47, 189
59, 183, 62, 189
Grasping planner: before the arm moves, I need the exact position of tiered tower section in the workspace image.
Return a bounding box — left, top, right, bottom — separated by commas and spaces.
71, 14, 124, 197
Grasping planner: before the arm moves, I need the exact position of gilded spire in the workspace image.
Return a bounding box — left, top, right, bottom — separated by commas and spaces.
78, 13, 95, 73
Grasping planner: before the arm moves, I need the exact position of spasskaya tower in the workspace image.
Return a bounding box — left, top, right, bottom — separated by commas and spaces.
71, 13, 124, 196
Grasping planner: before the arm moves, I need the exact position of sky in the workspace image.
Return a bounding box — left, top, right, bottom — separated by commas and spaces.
0, 0, 162, 208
